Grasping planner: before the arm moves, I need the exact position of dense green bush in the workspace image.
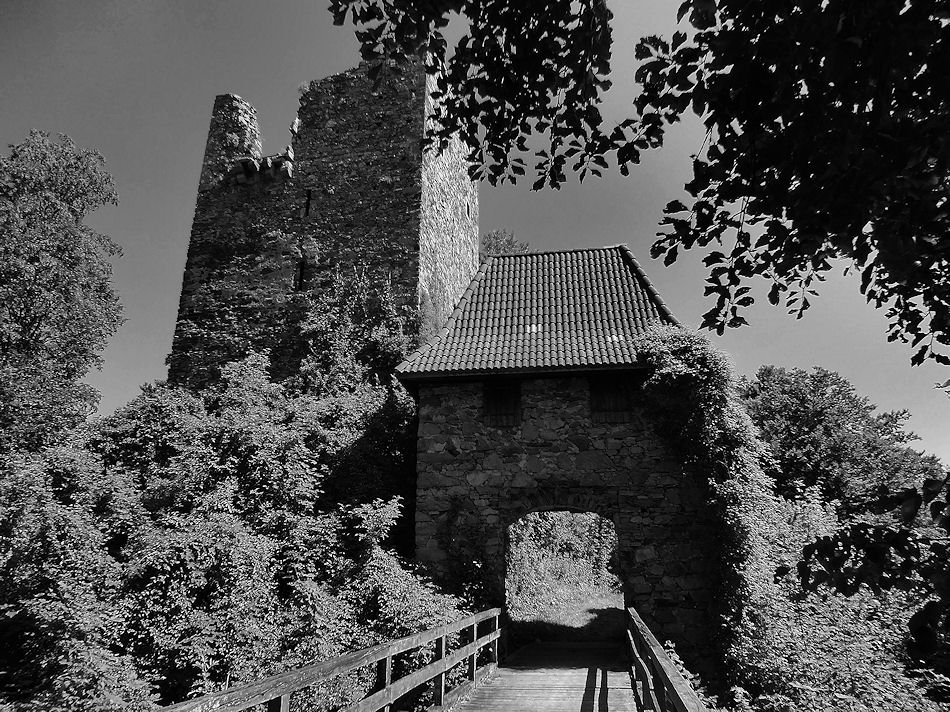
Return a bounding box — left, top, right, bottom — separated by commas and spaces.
630, 326, 778, 686
732, 495, 942, 712
631, 326, 942, 710
0, 278, 466, 711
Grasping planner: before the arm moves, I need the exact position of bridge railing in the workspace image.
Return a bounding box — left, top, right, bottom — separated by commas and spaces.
163, 607, 501, 712
626, 607, 709, 712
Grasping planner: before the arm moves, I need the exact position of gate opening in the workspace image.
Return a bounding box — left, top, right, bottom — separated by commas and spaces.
505, 510, 624, 648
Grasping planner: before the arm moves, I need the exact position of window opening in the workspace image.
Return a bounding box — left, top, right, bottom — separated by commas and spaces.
293, 252, 309, 292
483, 380, 521, 427
589, 373, 645, 423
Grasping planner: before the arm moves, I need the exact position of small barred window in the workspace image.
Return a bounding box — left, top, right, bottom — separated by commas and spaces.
483, 380, 521, 427
589, 373, 645, 423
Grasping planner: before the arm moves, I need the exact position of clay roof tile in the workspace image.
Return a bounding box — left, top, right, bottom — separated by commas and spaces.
396, 245, 678, 380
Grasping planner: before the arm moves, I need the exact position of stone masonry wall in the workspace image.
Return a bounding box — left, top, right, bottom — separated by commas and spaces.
414, 375, 721, 676
419, 74, 479, 334
168, 94, 304, 385
168, 60, 479, 387
294, 61, 427, 306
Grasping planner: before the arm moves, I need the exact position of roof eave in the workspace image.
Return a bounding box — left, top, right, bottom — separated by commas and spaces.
395, 361, 653, 384
616, 244, 680, 326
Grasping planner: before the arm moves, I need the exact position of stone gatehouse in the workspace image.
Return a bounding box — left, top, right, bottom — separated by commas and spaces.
397, 245, 720, 672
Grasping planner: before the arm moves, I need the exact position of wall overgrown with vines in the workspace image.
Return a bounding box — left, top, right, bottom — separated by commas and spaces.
634, 326, 943, 711
633, 325, 780, 691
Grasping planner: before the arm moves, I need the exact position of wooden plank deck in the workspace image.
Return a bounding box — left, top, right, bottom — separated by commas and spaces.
453, 642, 637, 712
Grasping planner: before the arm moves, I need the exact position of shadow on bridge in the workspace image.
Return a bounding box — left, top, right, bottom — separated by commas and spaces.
454, 641, 635, 712
508, 606, 626, 653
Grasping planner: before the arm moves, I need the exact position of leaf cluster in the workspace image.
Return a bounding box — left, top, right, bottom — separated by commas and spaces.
0, 277, 464, 711
332, 0, 950, 364
329, 0, 614, 186
0, 131, 122, 452
644, 0, 950, 365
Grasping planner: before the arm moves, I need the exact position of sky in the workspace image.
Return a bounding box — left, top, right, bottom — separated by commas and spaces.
1, 0, 947, 463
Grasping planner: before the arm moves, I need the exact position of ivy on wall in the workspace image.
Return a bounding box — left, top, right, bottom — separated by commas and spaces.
634, 327, 944, 710
632, 326, 780, 690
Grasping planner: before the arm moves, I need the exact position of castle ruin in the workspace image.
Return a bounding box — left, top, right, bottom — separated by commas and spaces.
168, 60, 478, 387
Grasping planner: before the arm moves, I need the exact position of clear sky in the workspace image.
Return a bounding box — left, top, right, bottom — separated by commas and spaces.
2, 0, 947, 463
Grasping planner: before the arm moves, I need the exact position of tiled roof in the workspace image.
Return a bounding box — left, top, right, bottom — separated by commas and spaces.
396, 245, 678, 380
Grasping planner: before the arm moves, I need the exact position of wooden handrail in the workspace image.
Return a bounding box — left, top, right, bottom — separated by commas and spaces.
163, 608, 502, 712
626, 607, 708, 712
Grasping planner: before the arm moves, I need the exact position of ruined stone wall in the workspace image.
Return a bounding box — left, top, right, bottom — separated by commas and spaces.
168, 61, 479, 387
197, 94, 263, 190
294, 61, 427, 307
414, 375, 721, 675
419, 75, 479, 334
168, 95, 306, 385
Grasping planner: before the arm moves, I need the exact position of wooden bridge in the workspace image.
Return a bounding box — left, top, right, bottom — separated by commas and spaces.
164, 607, 707, 712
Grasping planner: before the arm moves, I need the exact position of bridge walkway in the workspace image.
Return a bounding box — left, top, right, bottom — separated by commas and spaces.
161, 607, 708, 712
455, 641, 636, 711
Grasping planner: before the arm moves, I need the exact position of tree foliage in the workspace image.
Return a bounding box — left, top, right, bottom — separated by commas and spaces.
0, 277, 465, 711
735, 365, 950, 699
744, 496, 945, 712
797, 470, 950, 682
478, 228, 529, 260
331, 0, 950, 364
626, 328, 944, 709
742, 365, 943, 513
0, 131, 122, 452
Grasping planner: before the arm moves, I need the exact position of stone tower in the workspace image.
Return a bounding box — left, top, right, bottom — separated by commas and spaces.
168, 59, 479, 387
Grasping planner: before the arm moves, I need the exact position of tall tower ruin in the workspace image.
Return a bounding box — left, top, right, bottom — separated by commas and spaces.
168, 59, 479, 387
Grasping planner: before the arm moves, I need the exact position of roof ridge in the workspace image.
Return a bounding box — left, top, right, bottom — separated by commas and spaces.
395, 256, 495, 373
486, 244, 623, 258
616, 244, 680, 326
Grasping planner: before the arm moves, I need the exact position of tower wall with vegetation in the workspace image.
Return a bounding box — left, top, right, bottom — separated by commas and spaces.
168, 60, 478, 387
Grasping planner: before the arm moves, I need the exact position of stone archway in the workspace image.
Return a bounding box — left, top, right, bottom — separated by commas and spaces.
505, 508, 625, 647
412, 376, 722, 676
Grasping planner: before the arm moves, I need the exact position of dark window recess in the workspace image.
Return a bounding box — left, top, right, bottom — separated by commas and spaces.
302, 188, 313, 218
293, 252, 309, 292
483, 381, 521, 427
590, 374, 645, 423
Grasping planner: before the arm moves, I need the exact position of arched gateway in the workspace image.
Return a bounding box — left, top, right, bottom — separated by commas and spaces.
396, 245, 722, 675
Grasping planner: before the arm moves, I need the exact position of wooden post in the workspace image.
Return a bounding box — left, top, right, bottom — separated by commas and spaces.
434, 635, 446, 706
467, 622, 477, 684
376, 656, 392, 712
652, 659, 666, 712
266, 694, 289, 712
490, 613, 500, 663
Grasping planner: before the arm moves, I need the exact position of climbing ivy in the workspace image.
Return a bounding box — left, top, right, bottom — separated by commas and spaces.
632, 326, 778, 686
632, 327, 941, 709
